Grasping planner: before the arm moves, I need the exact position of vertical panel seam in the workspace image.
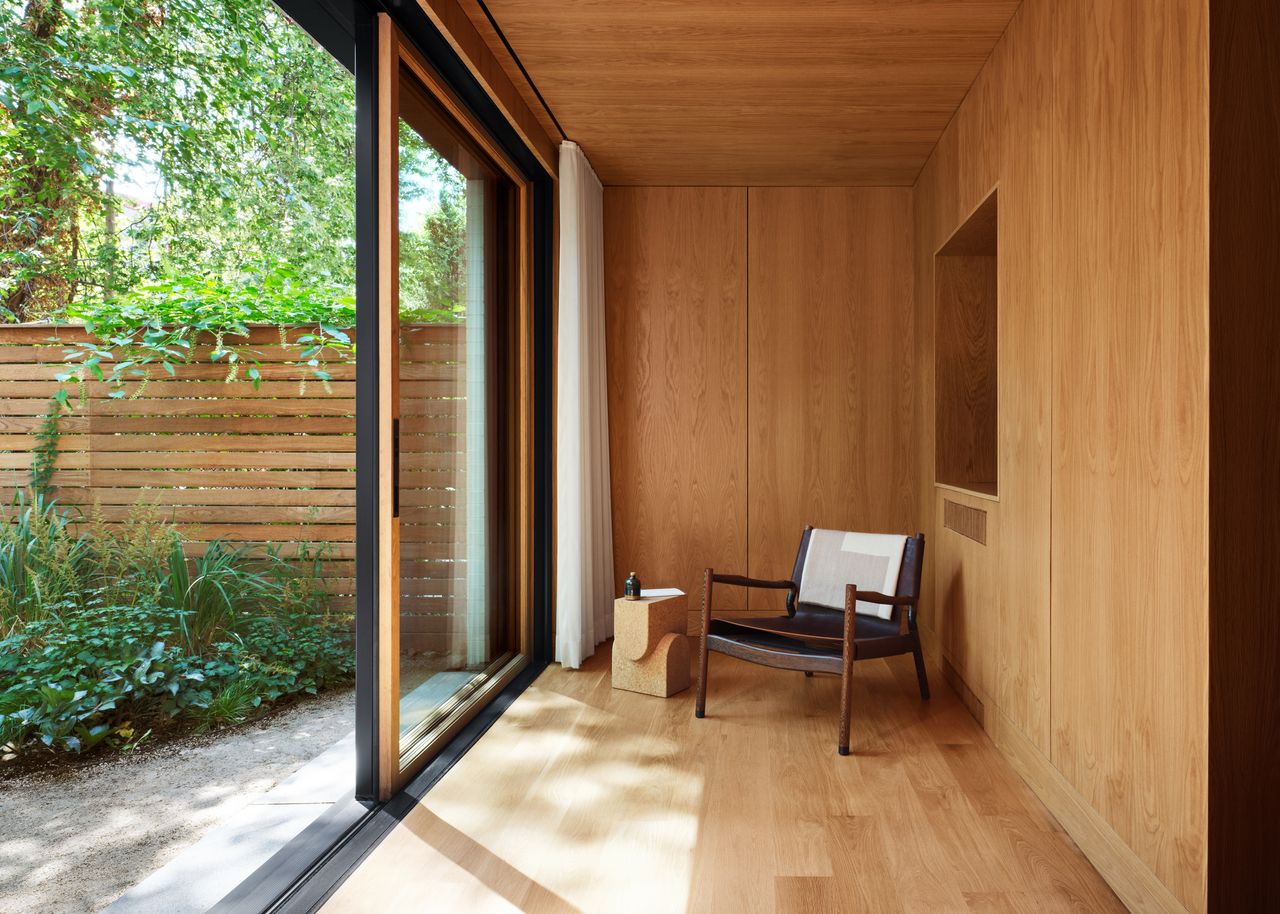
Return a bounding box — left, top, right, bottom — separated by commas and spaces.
745, 186, 751, 610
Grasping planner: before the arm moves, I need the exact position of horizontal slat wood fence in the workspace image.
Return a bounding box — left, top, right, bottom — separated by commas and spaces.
0, 324, 469, 657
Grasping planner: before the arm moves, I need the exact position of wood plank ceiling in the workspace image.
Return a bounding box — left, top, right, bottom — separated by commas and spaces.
462, 0, 1025, 185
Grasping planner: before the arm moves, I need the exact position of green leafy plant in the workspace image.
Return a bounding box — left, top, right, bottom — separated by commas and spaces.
29, 399, 63, 498
165, 537, 285, 653
195, 677, 265, 732
0, 490, 90, 633
0, 492, 353, 756
50, 260, 356, 404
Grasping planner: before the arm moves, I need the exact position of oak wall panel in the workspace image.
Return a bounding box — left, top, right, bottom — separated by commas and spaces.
603, 187, 748, 620
914, 0, 1209, 911
1049, 4, 1208, 912
746, 187, 915, 611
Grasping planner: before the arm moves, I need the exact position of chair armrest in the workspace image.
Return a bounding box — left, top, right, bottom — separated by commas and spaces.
701, 569, 799, 635
845, 585, 919, 636
850, 589, 916, 606
711, 573, 796, 592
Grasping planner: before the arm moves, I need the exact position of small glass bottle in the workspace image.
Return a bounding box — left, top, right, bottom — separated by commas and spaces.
624, 571, 641, 601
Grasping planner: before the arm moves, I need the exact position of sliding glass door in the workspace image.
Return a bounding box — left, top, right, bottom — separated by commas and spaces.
375, 15, 532, 798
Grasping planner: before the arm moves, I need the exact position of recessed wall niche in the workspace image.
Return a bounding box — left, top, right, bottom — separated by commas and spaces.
935, 190, 998, 497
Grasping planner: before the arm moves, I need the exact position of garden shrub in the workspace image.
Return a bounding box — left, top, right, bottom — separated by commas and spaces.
0, 494, 354, 756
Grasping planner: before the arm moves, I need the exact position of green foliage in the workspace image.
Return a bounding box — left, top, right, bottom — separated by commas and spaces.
1, 0, 471, 332
0, 490, 90, 632
165, 538, 286, 654
53, 260, 356, 402
29, 397, 62, 497
398, 129, 469, 323
0, 0, 359, 322
0, 493, 353, 755
195, 676, 263, 732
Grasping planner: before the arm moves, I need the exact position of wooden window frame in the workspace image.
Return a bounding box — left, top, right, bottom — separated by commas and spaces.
375, 13, 537, 799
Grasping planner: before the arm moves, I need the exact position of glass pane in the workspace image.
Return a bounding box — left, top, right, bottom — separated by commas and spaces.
396, 73, 509, 759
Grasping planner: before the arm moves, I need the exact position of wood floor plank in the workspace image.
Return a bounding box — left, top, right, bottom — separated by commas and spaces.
321, 644, 1126, 914
826, 815, 904, 913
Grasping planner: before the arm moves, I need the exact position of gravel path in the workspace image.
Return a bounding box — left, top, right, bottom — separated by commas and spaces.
0, 688, 355, 914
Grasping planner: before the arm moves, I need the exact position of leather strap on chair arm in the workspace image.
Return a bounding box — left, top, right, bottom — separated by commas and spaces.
711, 573, 797, 592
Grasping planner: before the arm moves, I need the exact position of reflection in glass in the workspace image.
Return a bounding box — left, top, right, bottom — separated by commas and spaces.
395, 73, 511, 758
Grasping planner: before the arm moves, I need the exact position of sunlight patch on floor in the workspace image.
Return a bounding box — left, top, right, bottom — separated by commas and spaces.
325, 685, 704, 914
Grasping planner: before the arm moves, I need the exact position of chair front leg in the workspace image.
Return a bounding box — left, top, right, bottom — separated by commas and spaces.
907, 604, 930, 700
839, 583, 857, 756
695, 567, 713, 719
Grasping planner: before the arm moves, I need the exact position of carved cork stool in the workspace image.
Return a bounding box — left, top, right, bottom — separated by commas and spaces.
612, 590, 691, 698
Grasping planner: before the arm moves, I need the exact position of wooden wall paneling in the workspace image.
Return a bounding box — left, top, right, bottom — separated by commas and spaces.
603, 187, 748, 629
913, 125, 960, 655
914, 0, 1207, 909
955, 36, 1005, 223
1207, 0, 1280, 909
1049, 0, 1208, 909
933, 489, 997, 699
746, 187, 915, 613
989, 0, 1052, 755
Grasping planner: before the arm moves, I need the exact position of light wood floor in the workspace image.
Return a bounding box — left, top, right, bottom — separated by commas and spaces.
322, 644, 1126, 914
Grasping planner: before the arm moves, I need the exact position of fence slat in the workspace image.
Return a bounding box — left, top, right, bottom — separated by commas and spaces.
1, 323, 471, 614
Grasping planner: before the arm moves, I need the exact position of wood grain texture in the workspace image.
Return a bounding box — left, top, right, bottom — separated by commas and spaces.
1049, 2, 1208, 910
986, 703, 1195, 914
604, 187, 748, 621
933, 488, 998, 702
377, 14, 402, 800
322, 644, 1126, 914
913, 0, 1209, 910
471, 0, 1023, 185
1207, 0, 1280, 909
934, 252, 998, 492
746, 187, 916, 612
411, 0, 558, 176
456, 0, 563, 152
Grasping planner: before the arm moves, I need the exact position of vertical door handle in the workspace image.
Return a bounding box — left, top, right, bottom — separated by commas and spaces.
392, 417, 400, 518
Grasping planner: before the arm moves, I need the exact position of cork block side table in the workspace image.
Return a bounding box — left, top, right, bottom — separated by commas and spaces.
611, 589, 691, 698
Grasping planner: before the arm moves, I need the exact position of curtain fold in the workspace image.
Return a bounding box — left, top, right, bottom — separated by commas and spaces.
555, 141, 614, 669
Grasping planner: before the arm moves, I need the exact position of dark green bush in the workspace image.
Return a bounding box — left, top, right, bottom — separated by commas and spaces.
0, 494, 354, 756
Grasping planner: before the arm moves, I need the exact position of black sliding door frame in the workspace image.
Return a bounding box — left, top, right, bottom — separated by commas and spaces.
208, 2, 555, 909
278, 0, 552, 804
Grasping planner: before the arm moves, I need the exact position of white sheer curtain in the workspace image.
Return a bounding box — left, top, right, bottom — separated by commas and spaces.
556, 141, 614, 669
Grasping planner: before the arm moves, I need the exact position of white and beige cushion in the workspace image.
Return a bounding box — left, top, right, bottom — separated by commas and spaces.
797, 529, 907, 620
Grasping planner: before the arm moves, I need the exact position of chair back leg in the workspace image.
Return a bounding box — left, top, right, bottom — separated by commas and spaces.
911, 635, 931, 700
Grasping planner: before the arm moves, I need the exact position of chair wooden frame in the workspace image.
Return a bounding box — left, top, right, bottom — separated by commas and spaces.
694, 526, 929, 755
